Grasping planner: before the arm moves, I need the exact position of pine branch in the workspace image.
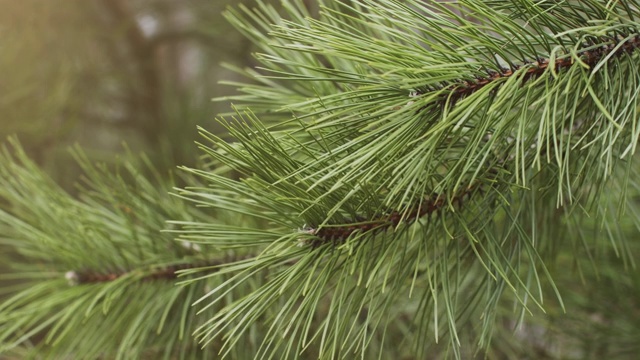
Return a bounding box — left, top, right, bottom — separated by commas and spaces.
306, 174, 486, 245
420, 33, 640, 104
65, 256, 239, 285
177, 1, 640, 358
2, 1, 640, 359
0, 139, 258, 359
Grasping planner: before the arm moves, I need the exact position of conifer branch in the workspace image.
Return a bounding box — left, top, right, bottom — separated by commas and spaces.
65, 259, 222, 285
305, 179, 486, 245
3, 1, 640, 359
181, 2, 640, 357
422, 32, 640, 103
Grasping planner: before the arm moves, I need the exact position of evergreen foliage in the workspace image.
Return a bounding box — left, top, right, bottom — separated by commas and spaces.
2, 0, 640, 358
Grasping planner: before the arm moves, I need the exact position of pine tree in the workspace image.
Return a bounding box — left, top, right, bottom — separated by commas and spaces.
2, 0, 640, 358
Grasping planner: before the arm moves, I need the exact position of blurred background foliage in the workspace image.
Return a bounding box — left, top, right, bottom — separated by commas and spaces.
0, 0, 296, 187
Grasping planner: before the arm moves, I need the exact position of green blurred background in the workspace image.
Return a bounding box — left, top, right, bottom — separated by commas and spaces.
0, 0, 286, 186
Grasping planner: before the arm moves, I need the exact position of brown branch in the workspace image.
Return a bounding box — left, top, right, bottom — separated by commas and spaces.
428, 33, 640, 103
306, 180, 486, 246
65, 256, 243, 285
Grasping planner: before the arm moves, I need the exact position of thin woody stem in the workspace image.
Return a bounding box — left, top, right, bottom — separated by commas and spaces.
428, 33, 640, 102
308, 179, 487, 246
66, 256, 243, 285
